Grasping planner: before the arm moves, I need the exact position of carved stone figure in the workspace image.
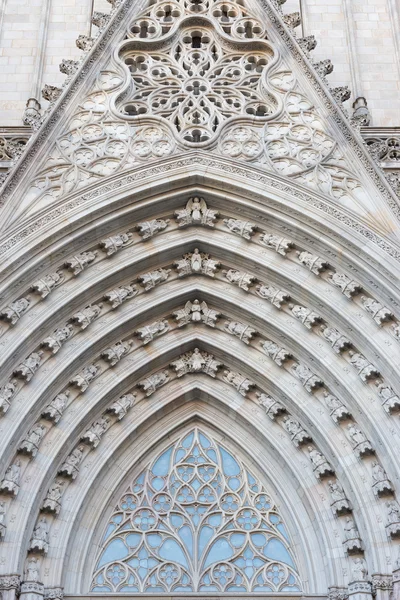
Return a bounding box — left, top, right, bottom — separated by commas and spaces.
19, 423, 47, 457
223, 370, 255, 396
255, 284, 289, 308
331, 86, 351, 104
107, 393, 136, 420
314, 58, 333, 78
42, 480, 65, 514
76, 34, 94, 51
376, 383, 400, 414
308, 446, 334, 479
371, 461, 393, 496
104, 285, 138, 308
174, 300, 220, 328
64, 251, 97, 275
347, 424, 374, 457
0, 501, 6, 538
297, 251, 328, 275
328, 272, 362, 298
259, 233, 294, 256
0, 460, 21, 495
282, 416, 311, 446
0, 297, 31, 325
41, 391, 70, 423
70, 364, 99, 392
261, 340, 292, 366
343, 517, 363, 554
137, 370, 170, 396
321, 326, 351, 353
31, 271, 64, 298
100, 232, 133, 256
138, 268, 171, 291
136, 218, 169, 240
41, 325, 74, 354
92, 10, 110, 29
59, 58, 79, 76
291, 305, 322, 329
25, 557, 40, 582
101, 341, 132, 365
223, 269, 255, 291
386, 501, 400, 538
328, 480, 351, 514
349, 351, 380, 382
352, 558, 368, 581
13, 351, 43, 381
361, 296, 393, 325
291, 363, 323, 393
283, 11, 301, 28
29, 517, 49, 553
256, 392, 286, 419
81, 416, 110, 448
175, 197, 218, 227
224, 320, 256, 344
71, 304, 102, 329
223, 218, 256, 239
58, 445, 85, 479
175, 250, 220, 278
323, 393, 351, 423
0, 379, 17, 415
42, 84, 62, 103
171, 349, 222, 378
135, 320, 170, 345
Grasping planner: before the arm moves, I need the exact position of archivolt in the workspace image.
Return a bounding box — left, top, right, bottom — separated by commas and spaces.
0, 168, 400, 594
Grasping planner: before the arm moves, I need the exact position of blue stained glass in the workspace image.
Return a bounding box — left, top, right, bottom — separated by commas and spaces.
198, 525, 214, 556
151, 477, 164, 491
125, 533, 141, 548
147, 533, 162, 548
152, 447, 173, 477
92, 586, 111, 592
207, 449, 217, 463
230, 532, 246, 547
199, 433, 211, 448
97, 538, 129, 569
204, 538, 233, 568
159, 538, 189, 568
277, 523, 289, 540
263, 538, 295, 568
251, 532, 267, 547
120, 586, 139, 592
220, 448, 240, 476
178, 525, 193, 557
228, 476, 240, 490
182, 432, 194, 448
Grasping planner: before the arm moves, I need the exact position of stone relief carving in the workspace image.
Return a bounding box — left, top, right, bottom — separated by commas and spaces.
376, 383, 400, 414
0, 501, 6, 539
307, 446, 334, 479
348, 351, 380, 382
99, 232, 133, 256
44, 587, 64, 600
259, 233, 294, 256
347, 424, 374, 457
19, 423, 47, 457
223, 268, 255, 291
70, 364, 100, 392
223, 218, 256, 239
255, 283, 289, 308
29, 517, 50, 554
361, 296, 393, 325
174, 300, 220, 328
135, 320, 170, 345
31, 271, 64, 298
385, 501, 400, 538
104, 284, 138, 308
328, 273, 362, 298
41, 325, 74, 354
343, 517, 363, 554
261, 340, 292, 366
81, 416, 111, 448
13, 351, 43, 382
290, 304, 322, 329
0, 297, 31, 325
42, 480, 66, 515
107, 393, 136, 420
101, 341, 132, 365
323, 393, 351, 423
92, 11, 110, 29
321, 326, 352, 353
58, 445, 85, 479
59, 58, 79, 77
297, 251, 328, 275
224, 320, 256, 344
371, 461, 393, 496
175, 250, 220, 277
352, 558, 368, 581
64, 251, 97, 275
41, 392, 70, 424
25, 557, 40, 582
282, 416, 311, 446
138, 268, 171, 291
137, 370, 170, 396
175, 198, 218, 228
171, 349, 222, 378
0, 460, 21, 495
222, 370, 255, 396
42, 84, 62, 103
328, 480, 351, 515
291, 363, 323, 392
71, 304, 102, 329
256, 392, 286, 419
136, 219, 169, 240
0, 379, 17, 415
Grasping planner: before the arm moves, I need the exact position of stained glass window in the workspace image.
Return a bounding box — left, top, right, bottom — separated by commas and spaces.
91, 428, 302, 593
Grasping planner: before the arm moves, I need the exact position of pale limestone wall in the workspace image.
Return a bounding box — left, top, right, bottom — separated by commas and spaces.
0, 0, 399, 126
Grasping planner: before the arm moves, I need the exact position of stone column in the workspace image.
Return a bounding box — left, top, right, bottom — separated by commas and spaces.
347, 580, 373, 600
0, 575, 20, 600
20, 581, 45, 600
371, 574, 393, 600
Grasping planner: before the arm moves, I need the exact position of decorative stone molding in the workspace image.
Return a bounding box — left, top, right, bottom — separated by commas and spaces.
20, 580, 44, 600
22, 98, 41, 129
371, 575, 393, 592
41, 85, 62, 103
328, 586, 349, 600
59, 59, 79, 76
44, 588, 64, 600
92, 11, 110, 29
75, 34, 94, 51
0, 575, 20, 591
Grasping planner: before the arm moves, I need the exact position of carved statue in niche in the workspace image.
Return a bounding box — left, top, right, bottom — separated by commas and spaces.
323, 393, 351, 423
42, 480, 65, 514
321, 326, 351, 353
171, 349, 221, 378
31, 271, 64, 298
328, 480, 351, 514
297, 251, 328, 275
282, 416, 311, 447
137, 370, 170, 396
175, 197, 218, 227
260, 234, 294, 256
376, 383, 400, 413
41, 391, 70, 423
223, 218, 256, 239
137, 218, 169, 239
139, 268, 171, 291
175, 250, 220, 277
174, 299, 220, 327
255, 283, 289, 308
371, 461, 393, 496
107, 393, 136, 420
307, 446, 334, 479
25, 557, 40, 582
291, 305, 322, 329
0, 379, 17, 415
343, 517, 363, 554
361, 296, 393, 325
261, 340, 291, 366
64, 251, 97, 275
223, 269, 255, 291
13, 351, 43, 381
0, 459, 21, 495
41, 325, 74, 354
348, 351, 380, 382
0, 501, 6, 538
58, 445, 85, 479
291, 363, 323, 393
29, 517, 49, 553
256, 392, 286, 420
223, 370, 255, 396
0, 297, 31, 325
100, 232, 133, 256
135, 320, 170, 344
386, 501, 400, 538
19, 423, 47, 457
71, 304, 102, 329
352, 558, 368, 581
347, 424, 374, 457
70, 364, 99, 392
328, 272, 362, 298
104, 285, 138, 308
81, 417, 110, 448
101, 341, 132, 365
224, 320, 256, 344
